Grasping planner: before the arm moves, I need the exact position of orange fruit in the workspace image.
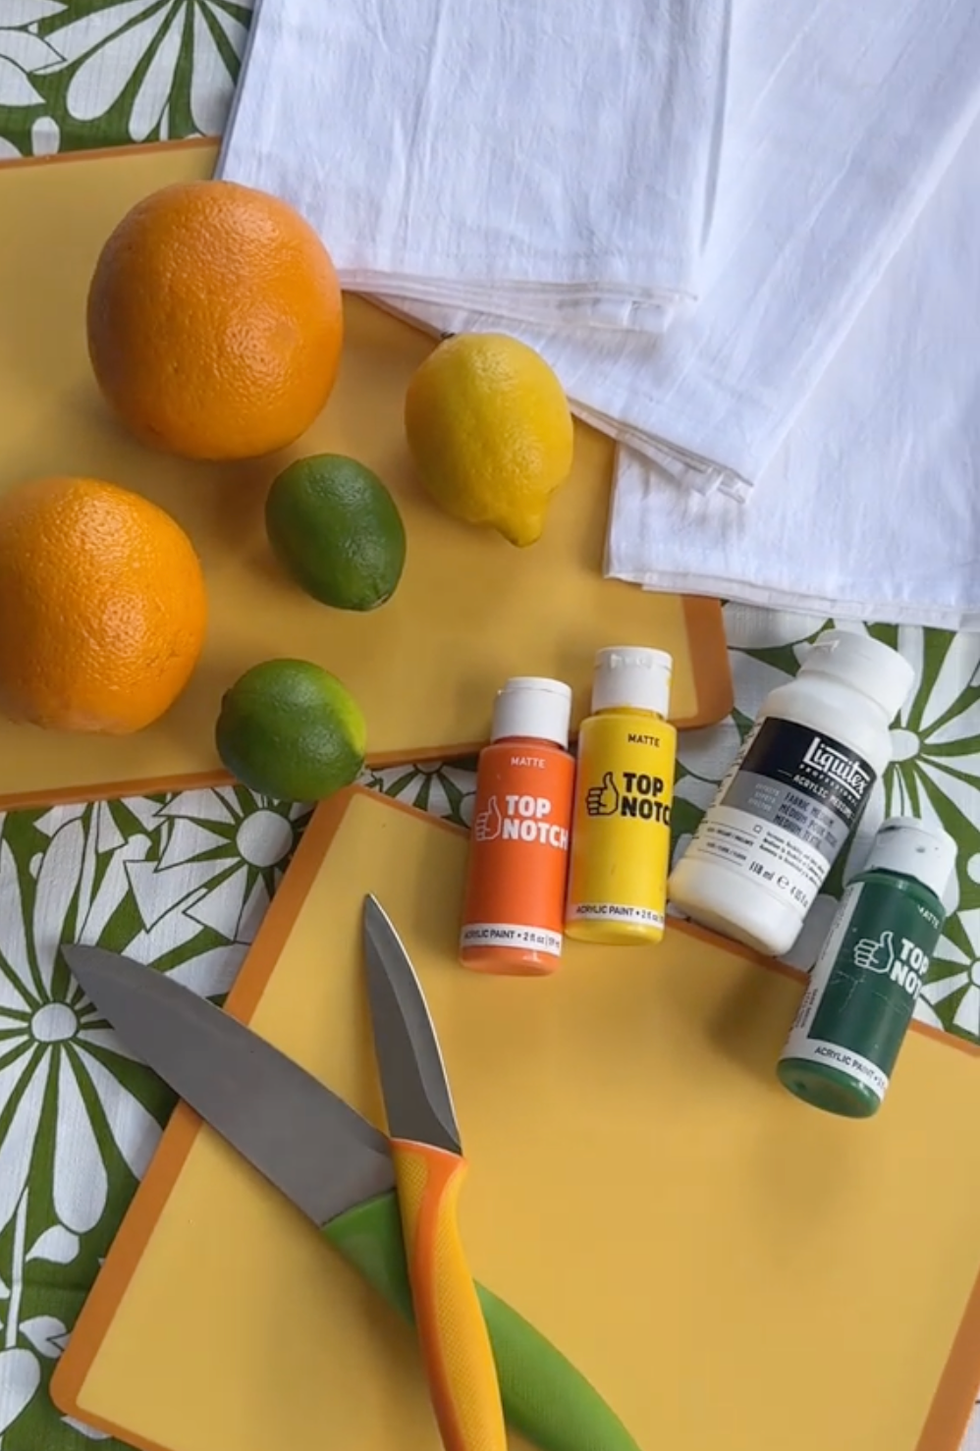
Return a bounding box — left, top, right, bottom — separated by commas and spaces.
0, 476, 207, 733
86, 180, 344, 461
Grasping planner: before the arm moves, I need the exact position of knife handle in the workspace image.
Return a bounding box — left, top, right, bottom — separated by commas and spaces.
322, 1189, 642, 1451
388, 1139, 507, 1451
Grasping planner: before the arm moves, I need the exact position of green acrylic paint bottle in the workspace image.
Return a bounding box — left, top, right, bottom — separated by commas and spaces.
776, 816, 956, 1119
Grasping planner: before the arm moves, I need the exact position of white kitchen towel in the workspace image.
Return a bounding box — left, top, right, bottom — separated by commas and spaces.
390, 0, 980, 501
604, 98, 980, 630
216, 0, 731, 333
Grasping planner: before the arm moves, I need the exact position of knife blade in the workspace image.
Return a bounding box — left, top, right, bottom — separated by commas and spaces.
65, 943, 393, 1222
363, 895, 506, 1451
62, 943, 642, 1451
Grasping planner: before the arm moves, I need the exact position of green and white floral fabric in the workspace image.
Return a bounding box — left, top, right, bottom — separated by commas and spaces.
0, 0, 249, 159
1, 8, 980, 1446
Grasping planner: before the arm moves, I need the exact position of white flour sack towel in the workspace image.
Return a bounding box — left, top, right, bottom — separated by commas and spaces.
217, 0, 732, 333
388, 0, 980, 503
605, 100, 980, 630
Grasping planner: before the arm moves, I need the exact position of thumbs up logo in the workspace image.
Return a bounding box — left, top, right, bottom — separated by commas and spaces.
474, 795, 503, 841
853, 929, 895, 974
585, 771, 619, 816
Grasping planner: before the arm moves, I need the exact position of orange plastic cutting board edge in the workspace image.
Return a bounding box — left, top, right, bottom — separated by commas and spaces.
52, 787, 980, 1451
0, 141, 731, 811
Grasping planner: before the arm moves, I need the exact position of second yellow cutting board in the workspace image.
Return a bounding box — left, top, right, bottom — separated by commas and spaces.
53, 787, 980, 1451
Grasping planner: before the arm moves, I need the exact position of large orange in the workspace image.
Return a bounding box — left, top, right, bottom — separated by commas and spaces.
0, 476, 207, 733
86, 180, 344, 461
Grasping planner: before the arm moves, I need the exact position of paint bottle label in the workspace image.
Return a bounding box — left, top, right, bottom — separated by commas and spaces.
779, 877, 943, 1102
565, 713, 676, 933
460, 746, 575, 961
679, 718, 876, 918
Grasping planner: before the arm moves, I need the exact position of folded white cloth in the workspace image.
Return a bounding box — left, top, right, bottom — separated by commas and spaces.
605, 101, 980, 630
389, 0, 980, 501
217, 0, 731, 333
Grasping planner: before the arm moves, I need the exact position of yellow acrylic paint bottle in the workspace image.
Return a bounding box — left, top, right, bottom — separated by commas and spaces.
565, 646, 676, 945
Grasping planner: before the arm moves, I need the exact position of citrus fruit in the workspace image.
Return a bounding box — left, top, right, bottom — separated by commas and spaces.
404, 332, 574, 546
86, 180, 344, 461
215, 659, 366, 800
0, 476, 207, 733
266, 454, 406, 610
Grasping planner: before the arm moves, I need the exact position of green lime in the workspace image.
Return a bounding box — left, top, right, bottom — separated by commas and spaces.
215, 658, 366, 801
265, 453, 407, 610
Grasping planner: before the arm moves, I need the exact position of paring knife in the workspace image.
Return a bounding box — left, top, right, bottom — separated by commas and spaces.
362, 894, 505, 1451
61, 944, 642, 1451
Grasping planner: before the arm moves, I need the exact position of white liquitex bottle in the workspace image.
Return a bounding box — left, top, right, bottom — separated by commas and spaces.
667, 630, 915, 957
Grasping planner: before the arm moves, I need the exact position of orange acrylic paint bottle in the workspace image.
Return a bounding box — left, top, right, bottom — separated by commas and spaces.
459, 676, 575, 975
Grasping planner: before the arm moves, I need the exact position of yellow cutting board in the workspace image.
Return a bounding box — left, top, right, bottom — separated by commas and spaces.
0, 142, 730, 810
52, 786, 980, 1451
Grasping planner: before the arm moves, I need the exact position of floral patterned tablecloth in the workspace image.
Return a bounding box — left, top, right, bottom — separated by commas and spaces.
3, 6, 980, 1448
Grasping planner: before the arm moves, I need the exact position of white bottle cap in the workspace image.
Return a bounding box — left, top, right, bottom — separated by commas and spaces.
591, 646, 672, 715
864, 816, 957, 902
799, 629, 914, 721
490, 676, 572, 747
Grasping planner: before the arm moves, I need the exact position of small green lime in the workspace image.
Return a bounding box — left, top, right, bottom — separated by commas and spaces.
215, 658, 366, 801
265, 453, 407, 610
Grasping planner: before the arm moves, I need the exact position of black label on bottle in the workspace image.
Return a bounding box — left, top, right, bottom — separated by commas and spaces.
682, 718, 879, 914
723, 718, 875, 833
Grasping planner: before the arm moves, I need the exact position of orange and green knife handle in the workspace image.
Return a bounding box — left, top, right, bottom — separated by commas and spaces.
322, 1187, 643, 1451
390, 1139, 508, 1451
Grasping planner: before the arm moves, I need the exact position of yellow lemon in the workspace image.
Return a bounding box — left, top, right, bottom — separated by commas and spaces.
404, 333, 574, 546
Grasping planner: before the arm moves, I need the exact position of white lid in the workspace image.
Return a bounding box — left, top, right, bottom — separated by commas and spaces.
799, 629, 914, 721
592, 646, 672, 715
490, 676, 572, 747
864, 816, 957, 901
